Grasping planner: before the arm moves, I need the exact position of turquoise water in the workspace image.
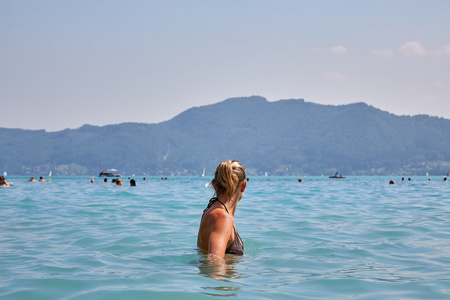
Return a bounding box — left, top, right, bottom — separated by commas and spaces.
1, 176, 449, 299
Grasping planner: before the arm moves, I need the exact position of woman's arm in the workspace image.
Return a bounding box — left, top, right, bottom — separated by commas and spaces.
207, 213, 233, 259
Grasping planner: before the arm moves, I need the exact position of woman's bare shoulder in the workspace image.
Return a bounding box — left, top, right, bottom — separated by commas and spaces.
205, 208, 233, 228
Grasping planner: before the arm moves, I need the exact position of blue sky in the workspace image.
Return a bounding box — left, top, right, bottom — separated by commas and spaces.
1, 0, 449, 131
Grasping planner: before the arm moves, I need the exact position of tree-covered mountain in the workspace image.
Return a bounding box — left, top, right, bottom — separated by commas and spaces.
1, 96, 450, 176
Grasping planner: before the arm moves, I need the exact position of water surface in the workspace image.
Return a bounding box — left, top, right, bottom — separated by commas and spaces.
1, 176, 449, 299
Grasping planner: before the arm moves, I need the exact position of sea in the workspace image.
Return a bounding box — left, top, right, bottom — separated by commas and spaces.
1, 175, 449, 299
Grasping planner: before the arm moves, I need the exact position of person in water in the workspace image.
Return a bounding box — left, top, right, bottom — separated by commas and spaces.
39, 176, 45, 182
29, 177, 36, 182
0, 176, 10, 187
197, 159, 247, 258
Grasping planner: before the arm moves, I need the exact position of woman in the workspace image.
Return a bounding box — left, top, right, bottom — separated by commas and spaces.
197, 160, 247, 258
0, 176, 10, 187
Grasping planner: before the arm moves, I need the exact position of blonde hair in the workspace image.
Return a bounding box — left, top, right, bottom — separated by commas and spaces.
212, 160, 246, 197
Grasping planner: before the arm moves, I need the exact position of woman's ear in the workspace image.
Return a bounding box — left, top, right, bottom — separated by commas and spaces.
240, 179, 247, 192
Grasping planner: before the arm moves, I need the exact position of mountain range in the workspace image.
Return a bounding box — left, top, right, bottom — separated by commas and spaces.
1, 96, 450, 176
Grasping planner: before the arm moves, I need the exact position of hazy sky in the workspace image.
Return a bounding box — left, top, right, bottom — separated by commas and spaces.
1, 0, 449, 131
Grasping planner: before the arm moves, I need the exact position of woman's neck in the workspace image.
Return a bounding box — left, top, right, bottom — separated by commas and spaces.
217, 194, 238, 216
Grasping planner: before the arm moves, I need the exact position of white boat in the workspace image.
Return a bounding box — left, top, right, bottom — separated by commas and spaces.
99, 169, 121, 177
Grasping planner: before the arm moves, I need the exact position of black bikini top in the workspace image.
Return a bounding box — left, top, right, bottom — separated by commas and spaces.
203, 197, 244, 255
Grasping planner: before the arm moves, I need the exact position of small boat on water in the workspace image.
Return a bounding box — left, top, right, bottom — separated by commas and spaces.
329, 172, 345, 179
99, 169, 121, 177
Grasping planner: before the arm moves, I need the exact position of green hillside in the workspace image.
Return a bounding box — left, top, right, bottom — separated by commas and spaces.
1, 96, 450, 176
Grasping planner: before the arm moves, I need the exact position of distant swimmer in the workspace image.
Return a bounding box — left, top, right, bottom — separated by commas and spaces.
298, 178, 303, 182
130, 179, 136, 186
389, 179, 395, 185
91, 179, 95, 183
116, 179, 122, 186
102, 178, 108, 184
39, 177, 45, 182
29, 177, 36, 182
197, 160, 247, 258
444, 177, 447, 181
0, 176, 11, 187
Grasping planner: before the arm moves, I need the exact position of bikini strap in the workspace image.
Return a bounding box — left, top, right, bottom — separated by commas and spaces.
203, 197, 229, 214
